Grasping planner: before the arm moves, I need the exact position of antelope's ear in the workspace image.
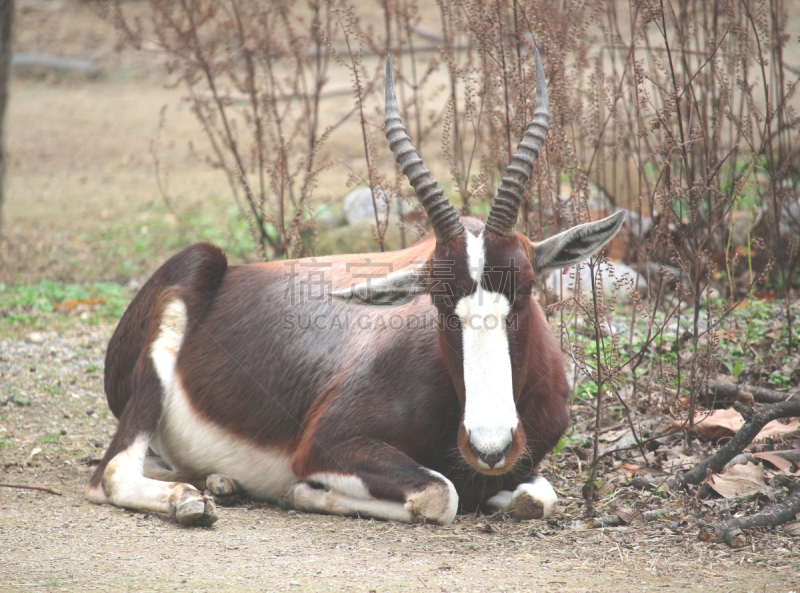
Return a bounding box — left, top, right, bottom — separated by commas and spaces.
530, 210, 625, 275
328, 267, 427, 307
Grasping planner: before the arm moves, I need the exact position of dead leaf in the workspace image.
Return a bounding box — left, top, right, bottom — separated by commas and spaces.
599, 427, 629, 443
753, 452, 794, 472
753, 290, 778, 301
782, 521, 800, 536
708, 462, 766, 498
687, 408, 743, 440
615, 463, 641, 480
611, 506, 637, 524
670, 408, 800, 442
715, 329, 744, 344
663, 396, 691, 416
663, 453, 702, 472
54, 297, 108, 312
755, 418, 800, 441
636, 466, 668, 477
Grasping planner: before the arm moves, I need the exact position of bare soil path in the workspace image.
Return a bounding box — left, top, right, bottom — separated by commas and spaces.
1, 327, 799, 593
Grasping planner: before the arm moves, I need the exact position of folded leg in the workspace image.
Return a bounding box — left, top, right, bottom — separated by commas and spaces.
288, 437, 458, 525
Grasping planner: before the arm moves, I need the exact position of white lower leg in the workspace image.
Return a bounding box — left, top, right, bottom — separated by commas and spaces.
102, 435, 200, 514
289, 482, 415, 523
485, 475, 558, 519
288, 470, 458, 526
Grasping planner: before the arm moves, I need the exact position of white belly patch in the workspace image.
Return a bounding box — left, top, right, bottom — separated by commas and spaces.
150, 298, 298, 501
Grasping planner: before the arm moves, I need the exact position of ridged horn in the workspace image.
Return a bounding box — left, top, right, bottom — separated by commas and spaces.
485, 48, 550, 237
385, 56, 464, 243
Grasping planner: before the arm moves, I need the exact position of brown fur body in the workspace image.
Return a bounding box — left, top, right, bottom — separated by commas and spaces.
91, 219, 569, 513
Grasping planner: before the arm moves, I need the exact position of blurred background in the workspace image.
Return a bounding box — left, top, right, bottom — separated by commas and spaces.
1, 0, 799, 422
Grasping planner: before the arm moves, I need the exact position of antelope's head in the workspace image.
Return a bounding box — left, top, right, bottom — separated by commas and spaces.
332, 52, 624, 475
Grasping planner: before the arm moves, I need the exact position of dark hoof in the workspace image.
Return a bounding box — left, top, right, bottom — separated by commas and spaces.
169, 488, 219, 526
193, 496, 220, 527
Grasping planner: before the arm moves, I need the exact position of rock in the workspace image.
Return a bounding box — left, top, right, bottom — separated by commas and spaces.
342, 187, 404, 225
12, 53, 100, 79
314, 203, 343, 231
545, 261, 647, 304
25, 332, 46, 344
778, 198, 800, 237
728, 208, 763, 249
18, 0, 65, 13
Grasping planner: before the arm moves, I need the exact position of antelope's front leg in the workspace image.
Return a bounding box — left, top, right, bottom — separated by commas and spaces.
286, 437, 458, 525
484, 475, 558, 520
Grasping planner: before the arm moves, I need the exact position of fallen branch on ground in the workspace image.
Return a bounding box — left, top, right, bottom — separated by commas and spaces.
0, 482, 62, 495
723, 449, 800, 469
699, 480, 800, 547
701, 380, 799, 404
588, 508, 675, 528
676, 400, 800, 487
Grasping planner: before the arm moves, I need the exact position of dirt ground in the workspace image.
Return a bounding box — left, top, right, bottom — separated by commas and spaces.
2, 1, 800, 592
1, 325, 799, 593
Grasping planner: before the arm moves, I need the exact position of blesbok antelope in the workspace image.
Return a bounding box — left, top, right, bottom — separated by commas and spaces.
86, 51, 624, 526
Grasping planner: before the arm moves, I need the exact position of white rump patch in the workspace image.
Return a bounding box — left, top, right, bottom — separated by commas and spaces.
150, 299, 188, 393
149, 298, 298, 501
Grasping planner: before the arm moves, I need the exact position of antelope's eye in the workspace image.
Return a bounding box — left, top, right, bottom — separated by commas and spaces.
431, 293, 451, 306
515, 286, 532, 297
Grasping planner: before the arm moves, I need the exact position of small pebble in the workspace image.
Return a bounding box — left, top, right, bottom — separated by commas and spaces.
25, 332, 45, 344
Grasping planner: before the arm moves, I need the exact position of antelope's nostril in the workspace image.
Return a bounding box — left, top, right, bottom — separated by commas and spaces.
468, 430, 514, 469
479, 451, 505, 468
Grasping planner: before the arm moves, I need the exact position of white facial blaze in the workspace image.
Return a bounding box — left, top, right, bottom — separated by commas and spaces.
458, 232, 518, 468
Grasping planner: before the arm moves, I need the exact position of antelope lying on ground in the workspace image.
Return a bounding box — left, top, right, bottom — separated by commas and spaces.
86, 51, 624, 526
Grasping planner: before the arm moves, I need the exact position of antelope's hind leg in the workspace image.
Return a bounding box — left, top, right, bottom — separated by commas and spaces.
144, 456, 241, 507
286, 437, 458, 525
87, 431, 218, 526
85, 298, 218, 526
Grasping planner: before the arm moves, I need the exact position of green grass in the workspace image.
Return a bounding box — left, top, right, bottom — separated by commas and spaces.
0, 280, 131, 328
91, 204, 260, 279
552, 430, 586, 454
564, 296, 800, 403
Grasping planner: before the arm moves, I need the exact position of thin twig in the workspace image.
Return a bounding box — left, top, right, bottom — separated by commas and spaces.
0, 483, 62, 496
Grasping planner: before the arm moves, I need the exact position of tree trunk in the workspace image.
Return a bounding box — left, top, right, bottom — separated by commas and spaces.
0, 0, 14, 236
